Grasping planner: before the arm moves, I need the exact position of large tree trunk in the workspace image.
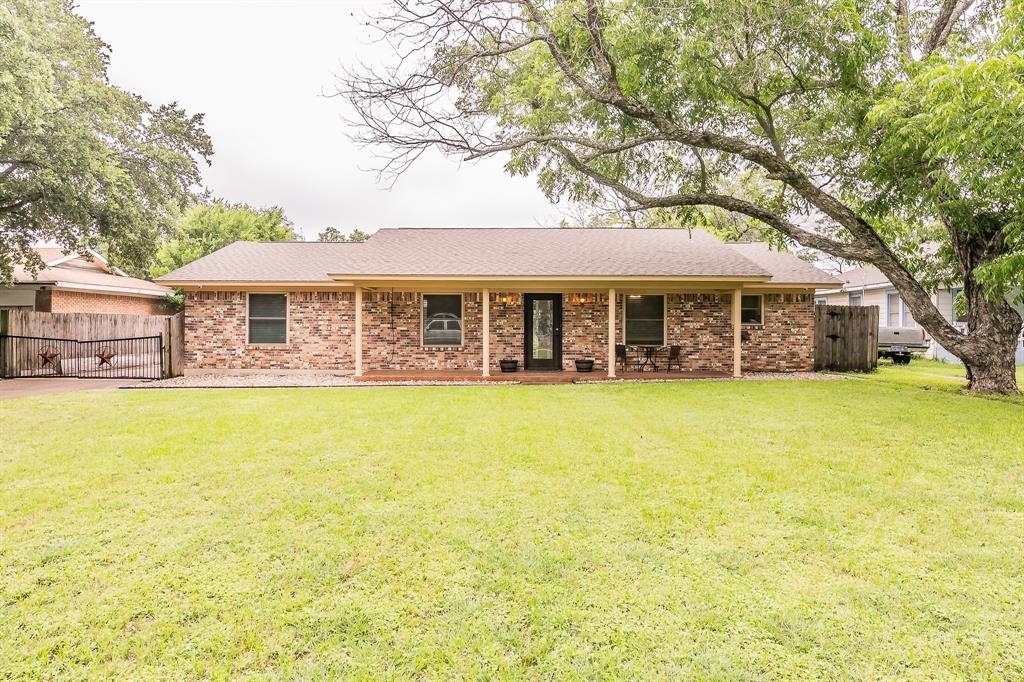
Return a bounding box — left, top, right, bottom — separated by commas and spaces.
942, 226, 1022, 394
958, 290, 1022, 394
965, 352, 1019, 393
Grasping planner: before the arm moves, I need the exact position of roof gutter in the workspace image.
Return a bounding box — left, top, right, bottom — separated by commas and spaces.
816, 281, 890, 295
157, 280, 357, 288
325, 274, 774, 282
51, 281, 171, 298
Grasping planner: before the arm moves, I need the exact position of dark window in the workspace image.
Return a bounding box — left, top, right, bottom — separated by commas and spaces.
248, 294, 287, 344
423, 294, 462, 345
625, 295, 664, 345
741, 295, 763, 325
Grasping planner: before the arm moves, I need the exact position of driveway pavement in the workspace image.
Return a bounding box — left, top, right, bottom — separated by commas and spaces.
0, 378, 142, 401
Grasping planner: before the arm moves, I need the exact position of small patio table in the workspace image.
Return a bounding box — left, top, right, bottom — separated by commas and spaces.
635, 345, 668, 372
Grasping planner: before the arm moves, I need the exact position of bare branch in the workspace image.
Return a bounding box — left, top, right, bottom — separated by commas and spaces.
924, 0, 978, 54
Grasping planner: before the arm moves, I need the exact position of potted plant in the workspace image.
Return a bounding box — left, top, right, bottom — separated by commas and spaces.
575, 358, 595, 373
499, 358, 518, 373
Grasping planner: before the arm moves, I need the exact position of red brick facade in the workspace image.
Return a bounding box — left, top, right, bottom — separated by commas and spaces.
742, 293, 816, 371
36, 288, 166, 316
361, 291, 484, 370
185, 291, 355, 370
183, 289, 815, 373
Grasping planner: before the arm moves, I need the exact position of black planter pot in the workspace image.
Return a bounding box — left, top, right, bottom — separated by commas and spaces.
499, 359, 519, 373
575, 359, 595, 373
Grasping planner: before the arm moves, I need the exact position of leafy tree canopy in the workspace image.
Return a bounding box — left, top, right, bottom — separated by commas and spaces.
345, 0, 1024, 392
151, 200, 298, 278
0, 0, 212, 284
317, 226, 372, 242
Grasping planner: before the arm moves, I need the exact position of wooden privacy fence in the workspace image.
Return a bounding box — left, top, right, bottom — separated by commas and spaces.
814, 304, 878, 372
0, 309, 184, 378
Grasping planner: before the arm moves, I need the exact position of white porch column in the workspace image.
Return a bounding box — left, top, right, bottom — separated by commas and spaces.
354, 286, 363, 377
608, 288, 616, 378
482, 288, 490, 376
732, 288, 742, 378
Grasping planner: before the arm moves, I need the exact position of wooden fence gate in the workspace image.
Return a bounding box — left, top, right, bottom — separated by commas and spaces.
0, 310, 184, 379
814, 304, 879, 372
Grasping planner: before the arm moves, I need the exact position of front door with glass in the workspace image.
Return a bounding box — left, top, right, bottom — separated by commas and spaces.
524, 294, 562, 370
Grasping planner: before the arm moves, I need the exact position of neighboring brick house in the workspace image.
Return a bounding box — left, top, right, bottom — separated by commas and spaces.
158, 228, 839, 378
2, 248, 171, 316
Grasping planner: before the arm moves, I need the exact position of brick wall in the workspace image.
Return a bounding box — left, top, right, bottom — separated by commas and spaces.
182, 288, 815, 373
742, 293, 815, 371
41, 289, 165, 316
184, 291, 354, 370
490, 296, 523, 370
362, 291, 483, 371
491, 293, 611, 371
667, 293, 734, 372
562, 295, 610, 370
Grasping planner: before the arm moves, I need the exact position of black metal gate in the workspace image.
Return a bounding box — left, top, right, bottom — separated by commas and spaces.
0, 334, 164, 380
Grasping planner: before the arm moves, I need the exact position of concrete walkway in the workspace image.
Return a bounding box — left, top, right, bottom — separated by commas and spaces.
0, 378, 142, 401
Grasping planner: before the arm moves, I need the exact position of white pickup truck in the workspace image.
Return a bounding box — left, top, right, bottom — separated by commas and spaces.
878, 327, 930, 364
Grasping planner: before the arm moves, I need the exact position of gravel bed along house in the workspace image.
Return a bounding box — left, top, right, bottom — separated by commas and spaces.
576, 372, 845, 384
130, 370, 844, 389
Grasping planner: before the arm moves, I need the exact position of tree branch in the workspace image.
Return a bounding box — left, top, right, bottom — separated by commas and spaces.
553, 143, 866, 260
924, 0, 977, 55
896, 0, 912, 59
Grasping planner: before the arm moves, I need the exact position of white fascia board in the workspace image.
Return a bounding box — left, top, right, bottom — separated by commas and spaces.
53, 281, 170, 298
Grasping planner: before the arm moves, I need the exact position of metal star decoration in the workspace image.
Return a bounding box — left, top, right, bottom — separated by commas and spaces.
96, 349, 116, 367
38, 349, 60, 366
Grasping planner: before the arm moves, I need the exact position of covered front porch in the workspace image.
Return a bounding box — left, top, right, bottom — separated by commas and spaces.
347, 279, 755, 379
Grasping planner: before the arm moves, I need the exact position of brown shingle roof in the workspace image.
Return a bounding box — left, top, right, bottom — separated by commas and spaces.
726, 243, 841, 286
156, 241, 367, 283
157, 228, 837, 285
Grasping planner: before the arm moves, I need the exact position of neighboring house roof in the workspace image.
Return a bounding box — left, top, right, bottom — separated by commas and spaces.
816, 265, 891, 294
11, 248, 171, 298
158, 228, 840, 286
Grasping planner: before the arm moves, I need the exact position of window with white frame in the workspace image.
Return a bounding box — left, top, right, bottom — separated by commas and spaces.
422, 294, 462, 346
886, 292, 900, 327
951, 287, 967, 323
741, 295, 763, 325
248, 293, 287, 344
902, 301, 917, 327
814, 297, 828, 306
625, 295, 665, 345
849, 292, 863, 306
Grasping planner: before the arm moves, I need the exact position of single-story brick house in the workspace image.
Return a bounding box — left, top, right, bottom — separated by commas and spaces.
157, 228, 840, 378
2, 247, 171, 315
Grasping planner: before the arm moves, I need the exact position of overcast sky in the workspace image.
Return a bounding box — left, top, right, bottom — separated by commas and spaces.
77, 0, 561, 240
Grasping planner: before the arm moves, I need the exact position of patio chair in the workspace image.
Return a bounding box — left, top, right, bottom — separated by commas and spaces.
665, 345, 682, 371
615, 344, 628, 372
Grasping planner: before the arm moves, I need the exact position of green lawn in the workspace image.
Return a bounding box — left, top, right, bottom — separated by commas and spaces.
2, 375, 1023, 679
863, 357, 1024, 394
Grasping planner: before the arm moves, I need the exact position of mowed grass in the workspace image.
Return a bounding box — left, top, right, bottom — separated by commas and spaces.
861, 357, 1024, 394
2, 377, 1024, 679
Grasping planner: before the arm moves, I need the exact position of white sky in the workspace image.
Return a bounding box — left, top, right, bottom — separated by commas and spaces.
77, 0, 561, 240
